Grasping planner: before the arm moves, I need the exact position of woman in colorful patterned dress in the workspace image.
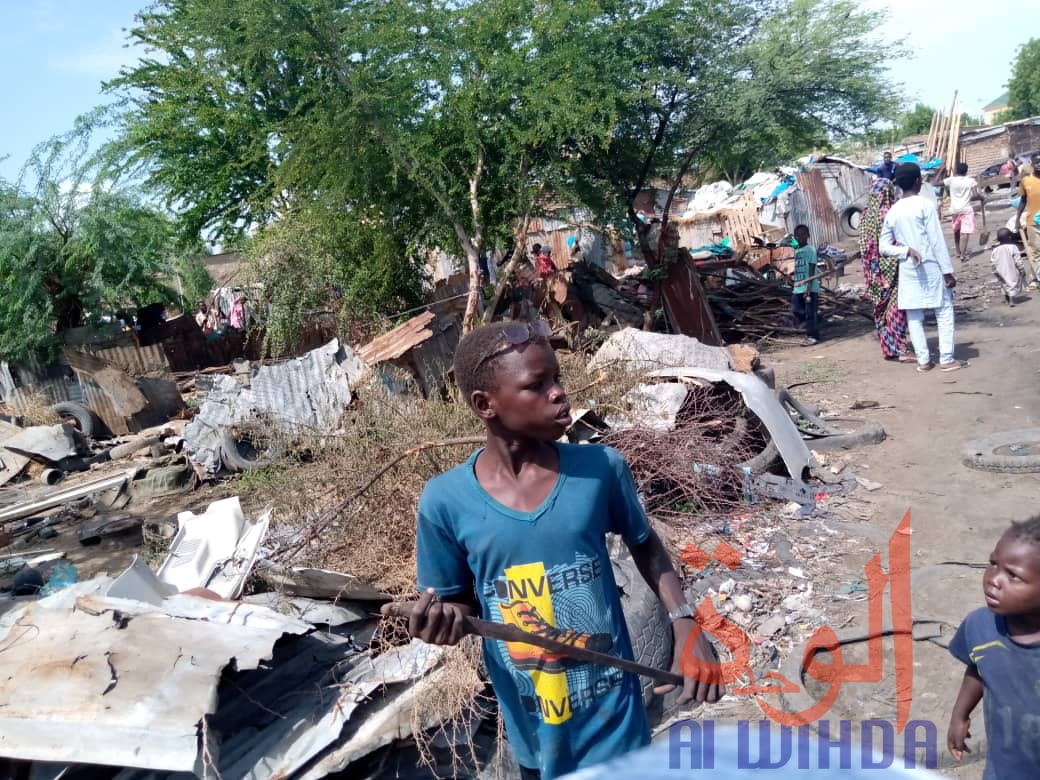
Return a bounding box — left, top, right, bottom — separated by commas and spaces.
859, 178, 915, 362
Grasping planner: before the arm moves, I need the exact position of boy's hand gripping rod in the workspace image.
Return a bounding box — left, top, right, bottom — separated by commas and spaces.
381, 601, 684, 688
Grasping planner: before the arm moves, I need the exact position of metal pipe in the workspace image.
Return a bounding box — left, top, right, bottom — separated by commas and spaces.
0, 470, 137, 524
38, 469, 64, 486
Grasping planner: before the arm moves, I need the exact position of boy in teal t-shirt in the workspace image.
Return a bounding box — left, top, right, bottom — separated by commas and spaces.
791, 223, 821, 346
386, 321, 722, 779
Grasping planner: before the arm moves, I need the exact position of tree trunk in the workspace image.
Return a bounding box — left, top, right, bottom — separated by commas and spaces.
461, 244, 483, 331
482, 213, 533, 325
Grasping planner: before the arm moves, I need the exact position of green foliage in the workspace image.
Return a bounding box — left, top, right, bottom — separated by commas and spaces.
574, 0, 896, 253
172, 254, 215, 310
105, 0, 898, 333
0, 131, 190, 361
1008, 39, 1040, 120
248, 202, 425, 354
895, 104, 937, 138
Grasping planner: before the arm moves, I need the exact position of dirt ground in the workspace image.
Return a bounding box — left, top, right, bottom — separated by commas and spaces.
666, 198, 1037, 777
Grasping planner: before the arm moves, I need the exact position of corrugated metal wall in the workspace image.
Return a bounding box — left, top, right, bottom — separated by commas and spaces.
91, 344, 171, 376
815, 161, 871, 214
790, 170, 840, 246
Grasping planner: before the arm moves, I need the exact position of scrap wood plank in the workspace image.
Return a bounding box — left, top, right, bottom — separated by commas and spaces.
660, 252, 724, 346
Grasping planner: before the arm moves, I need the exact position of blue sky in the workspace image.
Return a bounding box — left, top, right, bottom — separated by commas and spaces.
0, 0, 1035, 184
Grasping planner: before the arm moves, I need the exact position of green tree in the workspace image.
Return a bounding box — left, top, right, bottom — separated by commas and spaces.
575, 0, 896, 267
0, 132, 196, 361
1008, 38, 1040, 119
108, 0, 624, 330
895, 104, 937, 138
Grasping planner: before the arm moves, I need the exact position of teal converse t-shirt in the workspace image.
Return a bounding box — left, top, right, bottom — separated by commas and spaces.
417, 443, 653, 778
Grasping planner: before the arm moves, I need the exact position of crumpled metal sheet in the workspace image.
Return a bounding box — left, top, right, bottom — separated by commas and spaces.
221, 639, 443, 780
0, 579, 310, 773
298, 651, 453, 780
2, 423, 78, 462
183, 339, 366, 475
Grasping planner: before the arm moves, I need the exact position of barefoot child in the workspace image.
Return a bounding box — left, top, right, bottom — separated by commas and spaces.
386, 321, 722, 779
947, 517, 1040, 777
992, 228, 1027, 307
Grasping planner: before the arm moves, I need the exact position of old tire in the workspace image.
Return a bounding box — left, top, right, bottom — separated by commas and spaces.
840, 207, 863, 238
963, 429, 1040, 473
219, 429, 285, 472
613, 552, 672, 708
51, 401, 95, 439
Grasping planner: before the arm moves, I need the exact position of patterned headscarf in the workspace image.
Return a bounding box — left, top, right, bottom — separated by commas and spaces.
858, 178, 897, 259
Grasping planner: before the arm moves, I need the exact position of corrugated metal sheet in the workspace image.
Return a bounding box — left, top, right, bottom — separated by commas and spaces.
358, 311, 438, 364
408, 316, 461, 397
91, 343, 171, 376
76, 373, 132, 435
815, 160, 871, 214
3, 377, 81, 413
0, 578, 310, 773
250, 339, 363, 430
790, 169, 840, 245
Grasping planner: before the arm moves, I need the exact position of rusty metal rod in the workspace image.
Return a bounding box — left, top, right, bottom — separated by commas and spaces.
382, 601, 684, 687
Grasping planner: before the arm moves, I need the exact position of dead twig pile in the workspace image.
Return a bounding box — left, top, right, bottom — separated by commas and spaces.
603, 383, 768, 525
701, 268, 872, 343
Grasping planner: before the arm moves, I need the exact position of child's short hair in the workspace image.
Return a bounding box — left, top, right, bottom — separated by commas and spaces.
453, 322, 545, 402
955, 162, 969, 176
997, 227, 1015, 244
1007, 516, 1040, 546
794, 224, 809, 236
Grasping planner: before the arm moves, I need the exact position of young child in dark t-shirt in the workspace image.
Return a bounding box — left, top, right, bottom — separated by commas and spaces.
948, 517, 1040, 778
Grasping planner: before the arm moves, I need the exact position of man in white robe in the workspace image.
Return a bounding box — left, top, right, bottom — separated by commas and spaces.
879, 163, 961, 372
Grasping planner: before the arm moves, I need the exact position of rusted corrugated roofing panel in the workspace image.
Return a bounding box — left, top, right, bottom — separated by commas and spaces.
3, 378, 78, 413
358, 310, 438, 364
91, 343, 171, 376
791, 169, 840, 245
74, 374, 131, 435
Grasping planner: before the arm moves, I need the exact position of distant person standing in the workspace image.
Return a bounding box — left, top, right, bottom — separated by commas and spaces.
535, 245, 554, 279
880, 163, 961, 373
991, 228, 1027, 307
1016, 155, 1040, 256
858, 178, 915, 363
229, 294, 247, 331
791, 224, 821, 346
872, 150, 897, 180
943, 162, 982, 262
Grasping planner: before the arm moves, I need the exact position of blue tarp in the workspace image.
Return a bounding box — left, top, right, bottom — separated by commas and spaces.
893, 153, 943, 170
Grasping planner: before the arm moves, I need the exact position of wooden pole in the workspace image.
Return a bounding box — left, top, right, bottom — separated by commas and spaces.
936, 110, 949, 164
944, 91, 959, 168
926, 111, 939, 159
946, 95, 961, 173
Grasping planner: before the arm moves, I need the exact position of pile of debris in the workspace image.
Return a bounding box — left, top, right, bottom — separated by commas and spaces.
0, 314, 894, 778
0, 496, 470, 779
